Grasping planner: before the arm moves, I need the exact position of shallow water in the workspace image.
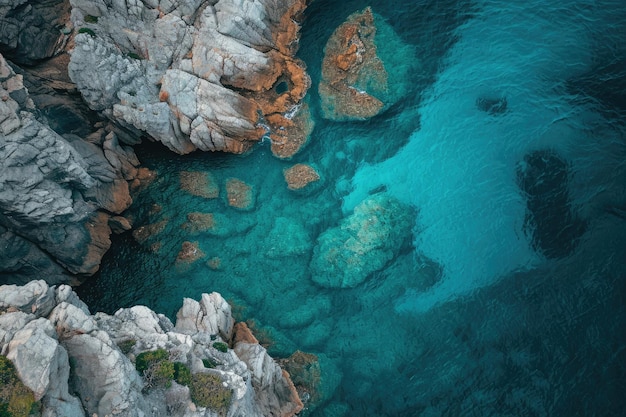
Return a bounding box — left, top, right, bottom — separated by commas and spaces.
79, 0, 626, 415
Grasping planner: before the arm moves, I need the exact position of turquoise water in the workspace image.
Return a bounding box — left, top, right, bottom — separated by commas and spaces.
78, 0, 626, 415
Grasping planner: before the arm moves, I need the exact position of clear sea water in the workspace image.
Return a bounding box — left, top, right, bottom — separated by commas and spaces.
78, 0, 626, 415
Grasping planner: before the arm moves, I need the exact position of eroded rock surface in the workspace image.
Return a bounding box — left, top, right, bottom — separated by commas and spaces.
69, 0, 312, 155
1, 280, 305, 417
0, 0, 72, 65
310, 193, 415, 288
0, 53, 139, 285
318, 7, 416, 121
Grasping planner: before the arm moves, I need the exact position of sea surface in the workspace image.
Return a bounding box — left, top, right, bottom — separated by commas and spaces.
78, 0, 626, 415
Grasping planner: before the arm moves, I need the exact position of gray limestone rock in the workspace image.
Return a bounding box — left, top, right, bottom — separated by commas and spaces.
234, 340, 303, 417
0, 53, 138, 285
0, 281, 304, 417
64, 331, 147, 417
0, 0, 72, 65
0, 279, 56, 317
175, 292, 235, 341
68, 0, 310, 154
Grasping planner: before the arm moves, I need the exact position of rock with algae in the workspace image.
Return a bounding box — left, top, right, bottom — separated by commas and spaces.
310, 193, 415, 288
0, 280, 306, 417
318, 7, 416, 121
283, 163, 322, 193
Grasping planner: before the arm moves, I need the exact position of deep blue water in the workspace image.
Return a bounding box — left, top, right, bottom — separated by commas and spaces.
78, 0, 626, 415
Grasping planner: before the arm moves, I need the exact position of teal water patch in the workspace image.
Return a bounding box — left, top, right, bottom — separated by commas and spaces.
78, 0, 626, 416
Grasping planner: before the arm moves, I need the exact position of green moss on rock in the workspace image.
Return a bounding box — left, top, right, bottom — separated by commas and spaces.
0, 356, 39, 417
190, 373, 232, 412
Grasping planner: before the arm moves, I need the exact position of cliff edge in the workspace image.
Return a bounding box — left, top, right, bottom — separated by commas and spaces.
0, 280, 303, 417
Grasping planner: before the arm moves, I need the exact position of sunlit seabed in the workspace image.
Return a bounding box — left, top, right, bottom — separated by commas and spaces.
79, 0, 626, 415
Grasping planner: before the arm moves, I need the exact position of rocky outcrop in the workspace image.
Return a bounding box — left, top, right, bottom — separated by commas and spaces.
68, 0, 312, 156
310, 193, 415, 288
0, 52, 141, 285
0, 0, 72, 65
318, 7, 416, 121
1, 280, 304, 417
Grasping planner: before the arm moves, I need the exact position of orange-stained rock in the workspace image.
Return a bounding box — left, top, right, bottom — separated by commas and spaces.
283, 163, 321, 190
81, 212, 112, 275
277, 350, 322, 411
268, 102, 314, 159
232, 322, 259, 345
318, 7, 389, 120
130, 167, 157, 193
176, 241, 205, 263
225, 178, 255, 210
132, 219, 168, 244
272, 0, 308, 56
108, 216, 132, 234
179, 171, 219, 199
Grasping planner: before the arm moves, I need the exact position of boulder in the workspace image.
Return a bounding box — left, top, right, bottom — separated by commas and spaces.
318, 7, 416, 121
175, 292, 235, 341
310, 193, 415, 288
283, 163, 322, 193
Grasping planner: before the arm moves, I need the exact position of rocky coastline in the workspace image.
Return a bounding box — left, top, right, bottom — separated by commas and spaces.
0, 280, 304, 417
1, 0, 315, 415
1, 0, 311, 286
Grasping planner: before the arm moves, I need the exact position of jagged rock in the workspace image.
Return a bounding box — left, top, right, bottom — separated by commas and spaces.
0, 282, 307, 417
0, 53, 137, 285
0, 0, 72, 65
65, 330, 147, 416
310, 193, 415, 288
175, 292, 235, 341
0, 279, 56, 317
318, 7, 415, 121
233, 322, 303, 417
68, 0, 311, 154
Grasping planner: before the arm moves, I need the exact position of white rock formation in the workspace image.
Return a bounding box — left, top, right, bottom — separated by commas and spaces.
0, 280, 303, 417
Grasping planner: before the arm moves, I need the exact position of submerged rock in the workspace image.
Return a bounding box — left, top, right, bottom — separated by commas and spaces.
176, 241, 205, 264
131, 218, 168, 245
225, 178, 255, 210
179, 171, 219, 199
283, 163, 322, 193
318, 7, 416, 121
310, 193, 415, 288
0, 281, 306, 417
265, 217, 312, 258
517, 150, 586, 258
